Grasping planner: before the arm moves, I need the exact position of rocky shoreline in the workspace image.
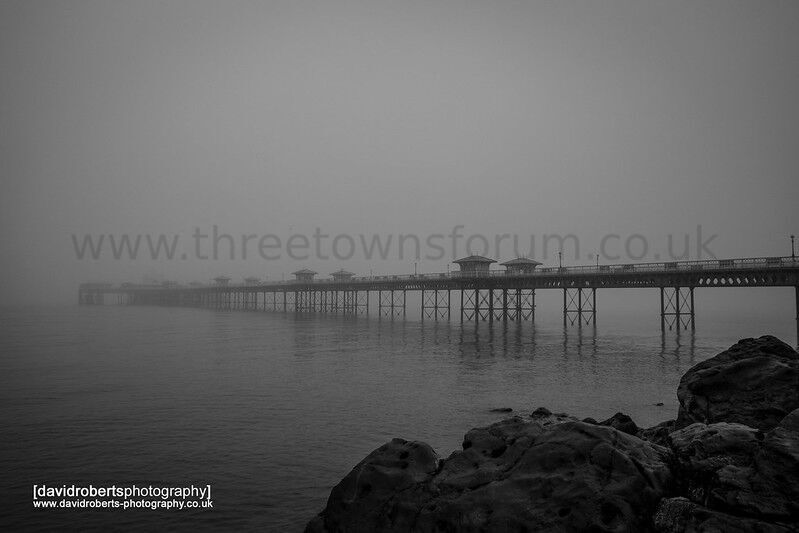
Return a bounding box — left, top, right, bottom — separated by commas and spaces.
306, 335, 799, 532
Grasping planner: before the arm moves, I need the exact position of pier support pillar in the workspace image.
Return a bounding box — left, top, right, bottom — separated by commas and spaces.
459, 289, 494, 322
422, 289, 450, 321
379, 290, 405, 319
460, 289, 481, 321
660, 286, 695, 331
286, 291, 297, 313
506, 288, 535, 321
517, 288, 535, 321
563, 287, 596, 326
351, 290, 368, 315
491, 290, 505, 321
447, 290, 451, 321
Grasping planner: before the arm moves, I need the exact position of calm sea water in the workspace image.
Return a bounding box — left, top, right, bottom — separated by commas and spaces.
1, 300, 796, 531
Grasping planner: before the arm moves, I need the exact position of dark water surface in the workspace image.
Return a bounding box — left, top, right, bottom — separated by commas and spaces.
1, 304, 795, 531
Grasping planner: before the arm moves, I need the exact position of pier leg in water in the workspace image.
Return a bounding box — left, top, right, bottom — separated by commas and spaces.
660, 287, 695, 332
563, 288, 595, 326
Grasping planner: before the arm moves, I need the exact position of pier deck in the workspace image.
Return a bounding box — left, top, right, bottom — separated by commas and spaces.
80, 255, 799, 341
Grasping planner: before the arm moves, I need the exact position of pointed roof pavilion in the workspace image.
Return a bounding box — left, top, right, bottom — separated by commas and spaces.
453, 255, 496, 264
291, 269, 317, 282
452, 255, 496, 274
331, 269, 355, 281
501, 257, 542, 274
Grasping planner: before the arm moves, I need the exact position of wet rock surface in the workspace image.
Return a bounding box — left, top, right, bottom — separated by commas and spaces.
307, 417, 672, 532
676, 335, 799, 432
597, 411, 640, 436
639, 420, 676, 448
307, 337, 799, 532
304, 438, 439, 533
653, 497, 794, 533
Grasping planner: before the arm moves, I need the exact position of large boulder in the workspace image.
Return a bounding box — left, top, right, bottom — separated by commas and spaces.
307, 336, 799, 531
667, 422, 763, 508
640, 420, 677, 447
666, 409, 799, 524
598, 412, 640, 436
724, 408, 799, 522
307, 416, 673, 532
676, 336, 799, 431
304, 438, 439, 533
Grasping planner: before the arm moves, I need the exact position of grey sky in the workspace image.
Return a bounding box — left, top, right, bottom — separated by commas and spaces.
1, 0, 797, 304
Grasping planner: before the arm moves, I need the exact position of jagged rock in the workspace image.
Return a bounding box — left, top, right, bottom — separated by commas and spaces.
439, 416, 546, 491
653, 497, 793, 533
598, 412, 640, 436
723, 408, 799, 521
307, 337, 799, 532
529, 407, 578, 427
419, 422, 672, 531
676, 336, 799, 431
305, 438, 439, 533
640, 420, 676, 447
307, 418, 672, 532
668, 422, 763, 507
667, 411, 799, 523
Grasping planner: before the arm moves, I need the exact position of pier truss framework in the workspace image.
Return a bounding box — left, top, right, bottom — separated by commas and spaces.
79, 257, 799, 341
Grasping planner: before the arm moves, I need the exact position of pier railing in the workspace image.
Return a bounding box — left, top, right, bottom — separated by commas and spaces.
96, 255, 798, 289
78, 254, 799, 343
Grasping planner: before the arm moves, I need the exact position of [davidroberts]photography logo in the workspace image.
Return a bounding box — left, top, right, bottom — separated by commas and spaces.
32, 484, 213, 511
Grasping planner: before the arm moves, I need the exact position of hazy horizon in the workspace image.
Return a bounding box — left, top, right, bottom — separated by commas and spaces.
2, 0, 798, 305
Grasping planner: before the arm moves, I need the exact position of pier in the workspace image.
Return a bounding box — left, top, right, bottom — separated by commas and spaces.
79, 255, 799, 341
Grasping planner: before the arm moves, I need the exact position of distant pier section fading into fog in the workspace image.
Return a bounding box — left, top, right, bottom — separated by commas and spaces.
80, 255, 799, 341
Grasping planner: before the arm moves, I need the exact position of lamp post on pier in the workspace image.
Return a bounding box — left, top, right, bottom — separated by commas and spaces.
791, 234, 795, 261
